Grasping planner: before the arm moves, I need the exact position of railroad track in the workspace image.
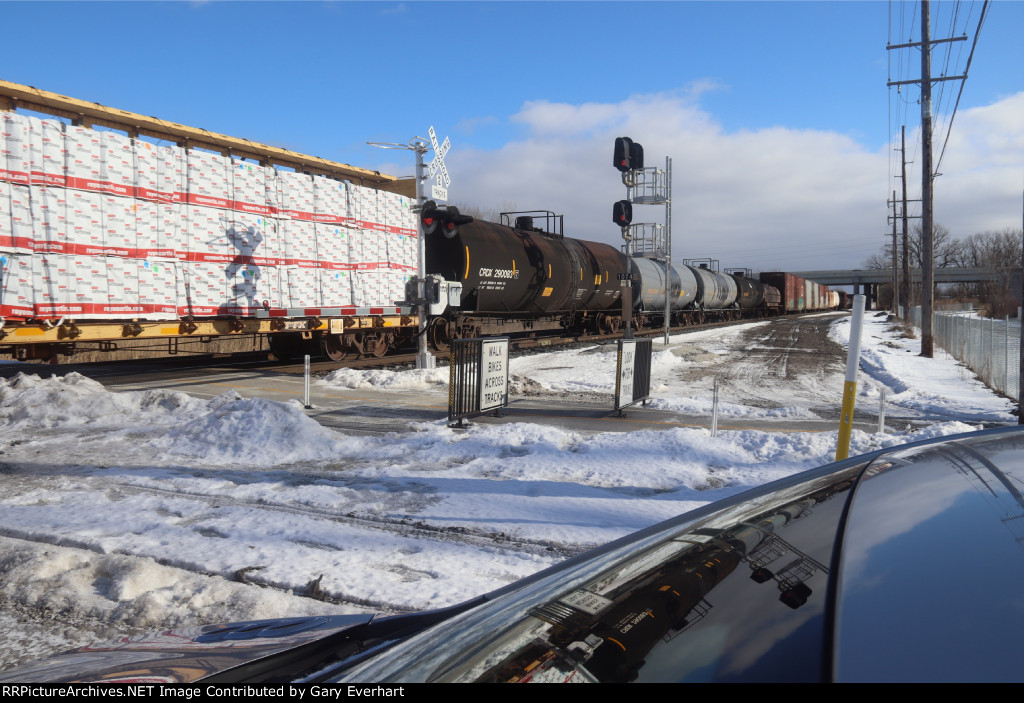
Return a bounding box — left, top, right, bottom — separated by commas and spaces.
0, 463, 588, 615
111, 480, 587, 560
252, 314, 785, 374
1, 313, 834, 382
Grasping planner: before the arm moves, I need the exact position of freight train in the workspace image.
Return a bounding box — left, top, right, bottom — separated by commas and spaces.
0, 83, 840, 364
418, 207, 840, 351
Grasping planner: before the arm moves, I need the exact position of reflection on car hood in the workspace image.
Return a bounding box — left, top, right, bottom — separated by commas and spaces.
0, 615, 374, 683
833, 431, 1024, 682
340, 443, 865, 682
338, 426, 1024, 683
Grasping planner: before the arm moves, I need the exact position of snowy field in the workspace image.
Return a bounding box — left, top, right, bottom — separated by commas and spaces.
0, 313, 1014, 671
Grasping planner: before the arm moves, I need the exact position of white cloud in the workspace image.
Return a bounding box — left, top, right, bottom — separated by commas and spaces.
453, 115, 501, 134
447, 90, 1023, 272
931, 92, 1024, 236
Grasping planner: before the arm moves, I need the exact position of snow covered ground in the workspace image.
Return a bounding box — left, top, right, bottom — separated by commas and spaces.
0, 312, 1014, 672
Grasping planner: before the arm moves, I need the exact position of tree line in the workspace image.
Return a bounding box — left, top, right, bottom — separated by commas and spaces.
864, 226, 1023, 317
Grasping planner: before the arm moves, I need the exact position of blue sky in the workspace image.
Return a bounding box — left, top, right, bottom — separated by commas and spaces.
3, 1, 1022, 271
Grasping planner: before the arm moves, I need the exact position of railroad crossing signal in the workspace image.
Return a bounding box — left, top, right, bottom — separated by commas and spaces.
420, 200, 441, 236
427, 126, 451, 201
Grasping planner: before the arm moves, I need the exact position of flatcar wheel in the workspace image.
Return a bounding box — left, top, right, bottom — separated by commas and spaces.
321, 333, 353, 362
430, 318, 452, 352
371, 333, 393, 358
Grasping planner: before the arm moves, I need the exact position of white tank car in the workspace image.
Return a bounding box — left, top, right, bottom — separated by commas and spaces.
629, 258, 698, 311
687, 265, 738, 310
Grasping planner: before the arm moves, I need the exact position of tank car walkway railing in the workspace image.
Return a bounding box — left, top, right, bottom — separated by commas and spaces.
908, 306, 1021, 401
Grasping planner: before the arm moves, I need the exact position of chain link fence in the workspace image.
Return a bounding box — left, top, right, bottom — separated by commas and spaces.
908, 306, 1021, 401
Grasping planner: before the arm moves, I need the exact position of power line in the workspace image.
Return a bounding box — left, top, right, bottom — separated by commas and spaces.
935, 0, 990, 173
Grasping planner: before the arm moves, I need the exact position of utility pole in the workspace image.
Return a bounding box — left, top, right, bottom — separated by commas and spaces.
919, 0, 935, 357
891, 190, 899, 313
900, 126, 911, 318
889, 130, 920, 316
887, 0, 966, 354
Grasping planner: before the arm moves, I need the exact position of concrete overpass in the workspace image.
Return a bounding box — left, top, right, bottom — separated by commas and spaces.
789, 267, 1017, 308
791, 267, 1007, 286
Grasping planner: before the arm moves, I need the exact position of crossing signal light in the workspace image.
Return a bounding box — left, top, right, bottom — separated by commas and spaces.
422, 202, 474, 238
440, 206, 474, 240
421, 200, 440, 236
613, 200, 633, 227
613, 137, 644, 172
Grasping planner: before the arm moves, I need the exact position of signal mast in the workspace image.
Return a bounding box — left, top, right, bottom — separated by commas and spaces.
612, 138, 673, 344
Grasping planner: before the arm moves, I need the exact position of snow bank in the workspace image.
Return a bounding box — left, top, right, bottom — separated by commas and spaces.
0, 372, 206, 429
830, 314, 1014, 423
320, 367, 449, 390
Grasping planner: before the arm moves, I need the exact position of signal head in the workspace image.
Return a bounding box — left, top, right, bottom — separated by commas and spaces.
629, 141, 644, 171
421, 200, 440, 236
613, 200, 633, 227
613, 137, 634, 172
614, 137, 644, 173
440, 206, 474, 239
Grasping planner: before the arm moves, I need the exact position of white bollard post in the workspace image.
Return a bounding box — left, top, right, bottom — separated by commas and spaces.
304, 354, 312, 409
837, 295, 866, 460
877, 387, 887, 434
711, 377, 720, 438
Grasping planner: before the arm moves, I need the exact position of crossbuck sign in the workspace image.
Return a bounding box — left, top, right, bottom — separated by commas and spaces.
427, 126, 451, 201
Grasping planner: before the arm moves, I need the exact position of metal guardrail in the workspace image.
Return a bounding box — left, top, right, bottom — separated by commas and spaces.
448, 337, 510, 427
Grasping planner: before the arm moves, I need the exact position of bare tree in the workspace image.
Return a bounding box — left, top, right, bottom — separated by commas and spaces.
950, 228, 1023, 316
862, 246, 894, 270
862, 224, 988, 308
907, 223, 959, 269
863, 223, 958, 270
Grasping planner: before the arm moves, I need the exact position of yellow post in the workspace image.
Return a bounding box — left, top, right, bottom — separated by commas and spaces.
836, 295, 867, 461
836, 380, 858, 460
